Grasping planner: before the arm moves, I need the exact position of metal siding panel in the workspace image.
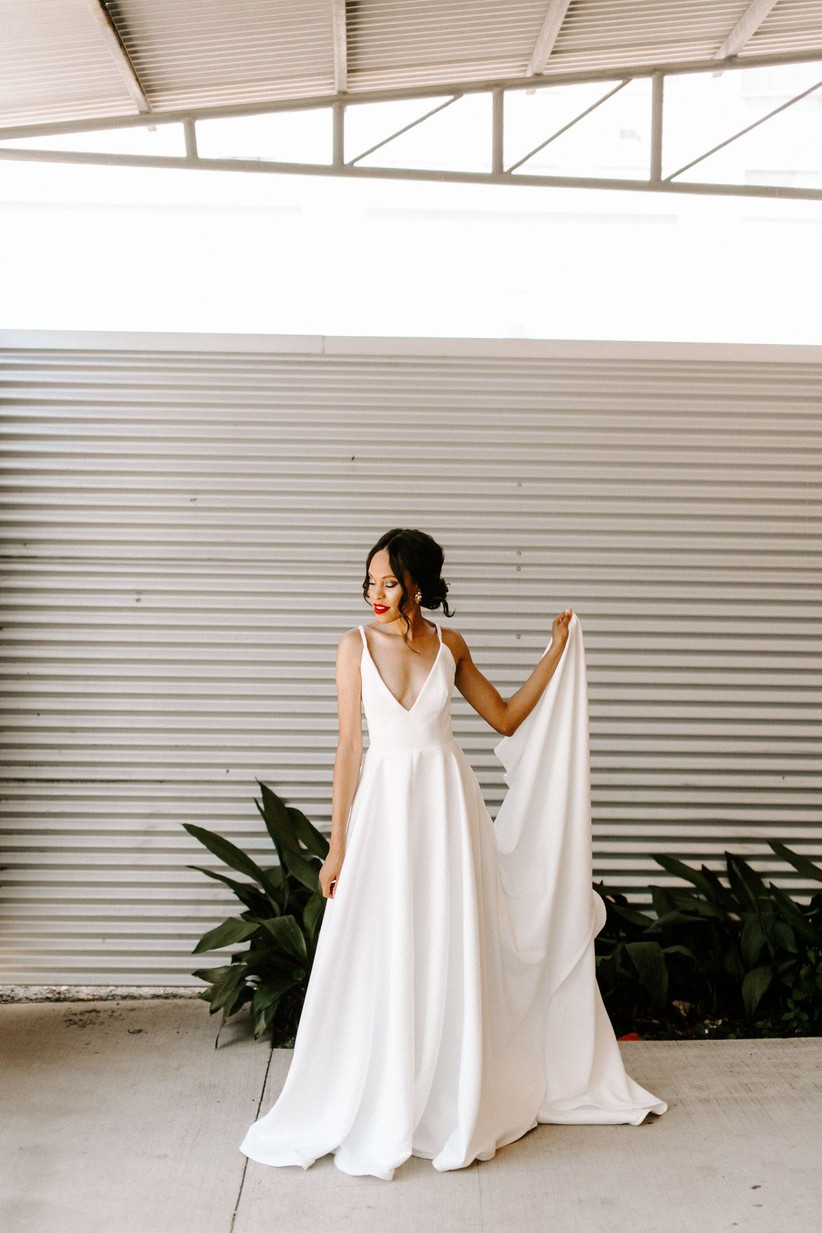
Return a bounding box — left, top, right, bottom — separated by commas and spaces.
1, 336, 820, 984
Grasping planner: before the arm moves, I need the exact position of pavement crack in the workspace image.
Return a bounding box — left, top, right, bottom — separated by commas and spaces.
229, 1042, 275, 1233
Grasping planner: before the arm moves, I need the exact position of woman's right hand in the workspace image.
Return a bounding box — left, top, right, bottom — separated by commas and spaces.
319, 847, 345, 899
550, 607, 574, 652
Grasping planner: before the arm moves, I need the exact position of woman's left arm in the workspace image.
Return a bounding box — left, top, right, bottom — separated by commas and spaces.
447, 608, 573, 736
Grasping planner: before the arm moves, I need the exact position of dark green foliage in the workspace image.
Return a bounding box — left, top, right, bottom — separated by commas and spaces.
595, 842, 822, 1039
186, 791, 822, 1045
184, 780, 328, 1044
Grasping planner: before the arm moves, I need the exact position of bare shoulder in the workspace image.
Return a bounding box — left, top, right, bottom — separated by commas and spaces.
440, 626, 471, 667
337, 627, 364, 664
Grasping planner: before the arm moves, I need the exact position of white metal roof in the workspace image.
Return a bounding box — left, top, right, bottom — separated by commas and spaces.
3, 0, 822, 132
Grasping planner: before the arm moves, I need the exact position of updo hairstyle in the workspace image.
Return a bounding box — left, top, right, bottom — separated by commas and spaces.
363, 528, 453, 638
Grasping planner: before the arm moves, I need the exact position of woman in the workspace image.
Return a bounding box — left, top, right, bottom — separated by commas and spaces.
240, 528, 665, 1180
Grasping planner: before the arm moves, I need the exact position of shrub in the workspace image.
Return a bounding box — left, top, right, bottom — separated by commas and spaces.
595, 842, 822, 1038
185, 783, 822, 1043
184, 781, 328, 1044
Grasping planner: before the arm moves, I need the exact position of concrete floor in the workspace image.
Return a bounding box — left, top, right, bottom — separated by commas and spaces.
2, 1000, 820, 1233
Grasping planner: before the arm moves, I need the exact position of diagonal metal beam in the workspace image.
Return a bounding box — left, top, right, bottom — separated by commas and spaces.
347, 95, 462, 166
331, 0, 348, 94
665, 74, 822, 180
528, 0, 573, 76
714, 0, 783, 61
83, 0, 151, 114
506, 80, 629, 173
715, 0, 780, 60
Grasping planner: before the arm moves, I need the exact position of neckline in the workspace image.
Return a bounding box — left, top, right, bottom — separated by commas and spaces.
360, 628, 444, 714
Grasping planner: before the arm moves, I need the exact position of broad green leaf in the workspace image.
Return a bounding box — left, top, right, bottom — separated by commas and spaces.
241, 945, 296, 973
768, 840, 822, 884
214, 980, 253, 1044
662, 944, 696, 961
652, 854, 731, 904
261, 914, 308, 962
696, 864, 737, 909
768, 882, 822, 945
593, 881, 631, 909
771, 919, 798, 954
256, 784, 292, 860
287, 806, 329, 858
184, 824, 274, 890
219, 977, 252, 1021
187, 865, 273, 916
256, 784, 326, 891
625, 941, 669, 1008
192, 916, 261, 954
742, 964, 773, 1017
775, 955, 800, 979
206, 963, 247, 1013
723, 947, 745, 983
191, 965, 232, 984
303, 890, 326, 945
726, 854, 769, 916
610, 902, 656, 929
253, 997, 281, 1040
740, 917, 766, 967
650, 886, 680, 916
280, 846, 322, 893
648, 908, 719, 933
251, 976, 299, 1014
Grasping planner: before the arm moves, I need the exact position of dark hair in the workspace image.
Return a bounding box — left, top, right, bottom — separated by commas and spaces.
363, 528, 453, 639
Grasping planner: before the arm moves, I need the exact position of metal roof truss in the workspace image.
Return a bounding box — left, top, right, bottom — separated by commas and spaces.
1, 52, 822, 202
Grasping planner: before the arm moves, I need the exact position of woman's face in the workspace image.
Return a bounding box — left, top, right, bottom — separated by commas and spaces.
366, 548, 414, 624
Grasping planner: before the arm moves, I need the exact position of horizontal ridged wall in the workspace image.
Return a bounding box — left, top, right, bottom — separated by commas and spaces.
1, 333, 820, 984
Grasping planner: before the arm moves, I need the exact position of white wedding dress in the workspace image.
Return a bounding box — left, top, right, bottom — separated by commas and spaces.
240, 616, 666, 1180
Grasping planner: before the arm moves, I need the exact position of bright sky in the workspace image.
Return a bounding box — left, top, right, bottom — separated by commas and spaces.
2, 63, 821, 344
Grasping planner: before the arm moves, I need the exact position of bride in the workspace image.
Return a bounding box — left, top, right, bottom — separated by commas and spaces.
240, 528, 665, 1180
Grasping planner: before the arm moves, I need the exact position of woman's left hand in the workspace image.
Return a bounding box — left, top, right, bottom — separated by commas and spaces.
551, 607, 573, 652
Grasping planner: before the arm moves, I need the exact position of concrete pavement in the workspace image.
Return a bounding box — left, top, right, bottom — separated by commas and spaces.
2, 999, 820, 1233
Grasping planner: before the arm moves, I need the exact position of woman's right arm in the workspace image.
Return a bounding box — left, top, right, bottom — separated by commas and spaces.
319, 629, 364, 899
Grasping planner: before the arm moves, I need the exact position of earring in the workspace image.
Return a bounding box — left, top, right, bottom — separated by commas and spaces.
415, 591, 422, 603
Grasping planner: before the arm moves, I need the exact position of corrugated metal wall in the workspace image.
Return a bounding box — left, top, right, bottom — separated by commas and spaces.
1, 333, 820, 985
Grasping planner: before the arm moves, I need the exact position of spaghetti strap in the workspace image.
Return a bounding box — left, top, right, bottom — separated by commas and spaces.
358, 625, 367, 647
435, 623, 442, 643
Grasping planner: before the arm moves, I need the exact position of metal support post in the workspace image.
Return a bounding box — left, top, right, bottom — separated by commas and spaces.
650, 73, 663, 182
332, 101, 345, 168
183, 119, 198, 161
492, 88, 504, 175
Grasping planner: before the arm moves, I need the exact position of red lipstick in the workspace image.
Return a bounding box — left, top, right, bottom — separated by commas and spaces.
373, 604, 389, 614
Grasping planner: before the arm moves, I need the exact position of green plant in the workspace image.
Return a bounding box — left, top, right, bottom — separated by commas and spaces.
186, 791, 822, 1045
595, 840, 822, 1038
184, 781, 329, 1043
593, 886, 679, 1016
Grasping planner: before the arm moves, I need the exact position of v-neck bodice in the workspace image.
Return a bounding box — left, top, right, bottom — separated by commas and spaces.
359, 624, 456, 752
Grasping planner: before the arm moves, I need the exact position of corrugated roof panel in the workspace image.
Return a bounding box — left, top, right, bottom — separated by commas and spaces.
543, 0, 755, 74
343, 0, 544, 94
347, 0, 545, 68
745, 0, 822, 56
107, 0, 336, 108
2, 1, 822, 130
0, 0, 137, 127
